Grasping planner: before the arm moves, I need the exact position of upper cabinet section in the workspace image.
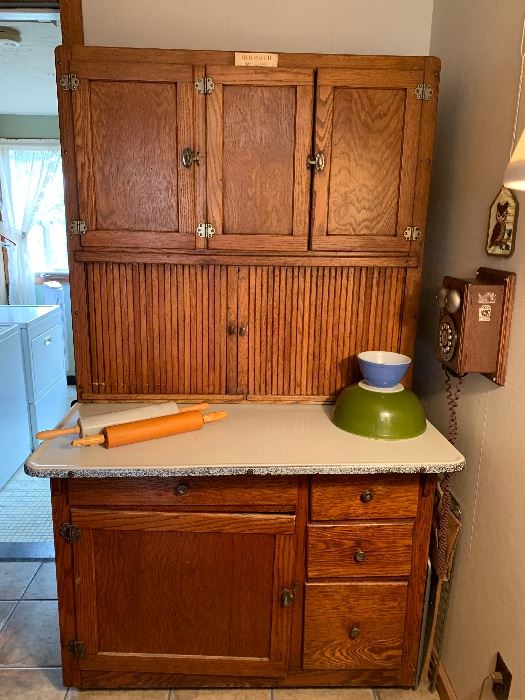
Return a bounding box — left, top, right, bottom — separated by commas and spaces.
205, 67, 314, 252
310, 68, 424, 254
60, 49, 437, 257
67, 52, 202, 250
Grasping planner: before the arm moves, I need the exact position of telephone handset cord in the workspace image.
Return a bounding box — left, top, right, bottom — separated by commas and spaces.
437, 367, 463, 580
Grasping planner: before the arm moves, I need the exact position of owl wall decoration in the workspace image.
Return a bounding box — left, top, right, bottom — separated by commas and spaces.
486, 186, 518, 256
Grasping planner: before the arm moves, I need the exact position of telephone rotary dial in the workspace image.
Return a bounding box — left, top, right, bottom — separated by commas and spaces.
438, 314, 457, 361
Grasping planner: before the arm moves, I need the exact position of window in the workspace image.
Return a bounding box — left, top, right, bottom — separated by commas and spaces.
0, 140, 68, 275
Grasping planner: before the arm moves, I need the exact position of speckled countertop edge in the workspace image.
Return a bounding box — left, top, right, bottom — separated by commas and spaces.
25, 459, 466, 479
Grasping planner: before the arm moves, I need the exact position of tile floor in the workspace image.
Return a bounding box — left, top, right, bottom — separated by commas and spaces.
0, 468, 53, 542
0, 561, 438, 700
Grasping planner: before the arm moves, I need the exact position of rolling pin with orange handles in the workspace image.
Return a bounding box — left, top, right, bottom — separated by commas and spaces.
71, 410, 228, 448
36, 403, 209, 440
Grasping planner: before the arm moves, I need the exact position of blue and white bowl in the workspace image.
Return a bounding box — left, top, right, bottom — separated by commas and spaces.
357, 351, 412, 388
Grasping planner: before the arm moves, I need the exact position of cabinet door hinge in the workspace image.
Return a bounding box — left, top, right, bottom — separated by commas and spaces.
59, 73, 80, 91
197, 222, 216, 239
195, 76, 215, 94
66, 640, 86, 658
403, 226, 422, 241
415, 82, 433, 101
280, 583, 297, 607
68, 220, 88, 237
59, 523, 81, 543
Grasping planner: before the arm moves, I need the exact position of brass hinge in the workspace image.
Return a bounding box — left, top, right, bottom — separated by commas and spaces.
415, 82, 433, 101
66, 640, 86, 658
59, 523, 81, 543
403, 226, 422, 241
59, 73, 80, 91
195, 76, 214, 94
68, 220, 87, 237
280, 583, 297, 607
197, 222, 216, 239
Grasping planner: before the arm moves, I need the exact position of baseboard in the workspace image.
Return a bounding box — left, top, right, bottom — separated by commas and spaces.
436, 662, 458, 700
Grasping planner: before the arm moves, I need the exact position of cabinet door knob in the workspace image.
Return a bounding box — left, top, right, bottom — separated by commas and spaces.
349, 625, 360, 640
238, 326, 248, 337
175, 483, 189, 496
354, 549, 367, 563
360, 490, 373, 503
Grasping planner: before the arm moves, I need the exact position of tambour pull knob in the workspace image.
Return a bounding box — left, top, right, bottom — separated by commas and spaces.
354, 549, 367, 563
360, 490, 373, 504
175, 483, 189, 496
349, 625, 360, 640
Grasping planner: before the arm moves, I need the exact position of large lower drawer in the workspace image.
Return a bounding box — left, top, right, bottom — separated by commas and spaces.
68, 475, 299, 509
303, 582, 408, 669
307, 522, 413, 578
310, 474, 420, 520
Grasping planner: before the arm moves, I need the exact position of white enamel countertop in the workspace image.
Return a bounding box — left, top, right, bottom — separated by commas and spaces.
25, 402, 465, 478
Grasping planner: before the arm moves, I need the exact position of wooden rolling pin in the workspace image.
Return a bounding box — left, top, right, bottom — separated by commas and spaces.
36, 403, 209, 440
71, 410, 227, 448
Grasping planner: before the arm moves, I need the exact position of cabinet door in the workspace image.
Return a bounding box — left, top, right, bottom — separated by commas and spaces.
70, 509, 296, 677
311, 68, 423, 253
206, 66, 314, 252
69, 50, 203, 250
238, 264, 408, 398
84, 262, 233, 398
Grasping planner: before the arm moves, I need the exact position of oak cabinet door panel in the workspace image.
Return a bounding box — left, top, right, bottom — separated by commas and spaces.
311, 68, 423, 253
71, 509, 296, 677
206, 66, 314, 252
70, 54, 201, 249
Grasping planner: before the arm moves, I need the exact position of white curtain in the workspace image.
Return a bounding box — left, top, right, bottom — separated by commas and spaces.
0, 140, 61, 305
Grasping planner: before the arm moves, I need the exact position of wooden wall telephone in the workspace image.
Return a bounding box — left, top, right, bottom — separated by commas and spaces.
436, 268, 516, 386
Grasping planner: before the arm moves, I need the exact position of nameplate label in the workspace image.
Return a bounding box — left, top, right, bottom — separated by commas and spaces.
235, 52, 278, 67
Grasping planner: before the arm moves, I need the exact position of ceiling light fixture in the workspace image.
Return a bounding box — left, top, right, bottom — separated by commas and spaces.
0, 26, 22, 48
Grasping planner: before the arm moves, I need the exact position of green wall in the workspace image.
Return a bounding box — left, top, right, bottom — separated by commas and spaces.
0, 114, 59, 139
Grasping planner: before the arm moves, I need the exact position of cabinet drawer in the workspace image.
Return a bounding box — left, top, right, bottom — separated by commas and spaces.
307, 522, 413, 578
303, 582, 407, 669
30, 324, 65, 400
68, 475, 299, 509
310, 475, 420, 520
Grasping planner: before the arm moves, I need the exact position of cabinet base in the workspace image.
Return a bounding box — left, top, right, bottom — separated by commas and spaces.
74, 668, 404, 690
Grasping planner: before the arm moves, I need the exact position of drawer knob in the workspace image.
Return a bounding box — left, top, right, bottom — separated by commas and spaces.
175, 483, 189, 496
349, 625, 360, 640
354, 549, 367, 563
360, 490, 373, 503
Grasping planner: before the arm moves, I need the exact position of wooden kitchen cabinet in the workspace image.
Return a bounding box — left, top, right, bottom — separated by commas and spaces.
59, 48, 439, 401
52, 472, 435, 689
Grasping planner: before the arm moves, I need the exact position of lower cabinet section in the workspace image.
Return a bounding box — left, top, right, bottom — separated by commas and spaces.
52, 473, 435, 689
303, 582, 407, 670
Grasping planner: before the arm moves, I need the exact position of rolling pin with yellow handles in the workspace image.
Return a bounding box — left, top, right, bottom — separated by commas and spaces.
36, 403, 209, 440
71, 410, 228, 448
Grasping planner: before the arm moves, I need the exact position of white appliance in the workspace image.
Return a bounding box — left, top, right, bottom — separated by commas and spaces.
0, 325, 31, 488
0, 305, 69, 449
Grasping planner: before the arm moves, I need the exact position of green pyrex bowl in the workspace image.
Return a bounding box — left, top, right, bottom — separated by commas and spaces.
333, 384, 427, 440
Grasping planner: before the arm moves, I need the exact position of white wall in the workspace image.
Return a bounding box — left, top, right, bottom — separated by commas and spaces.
415, 1, 525, 698
82, 0, 434, 55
